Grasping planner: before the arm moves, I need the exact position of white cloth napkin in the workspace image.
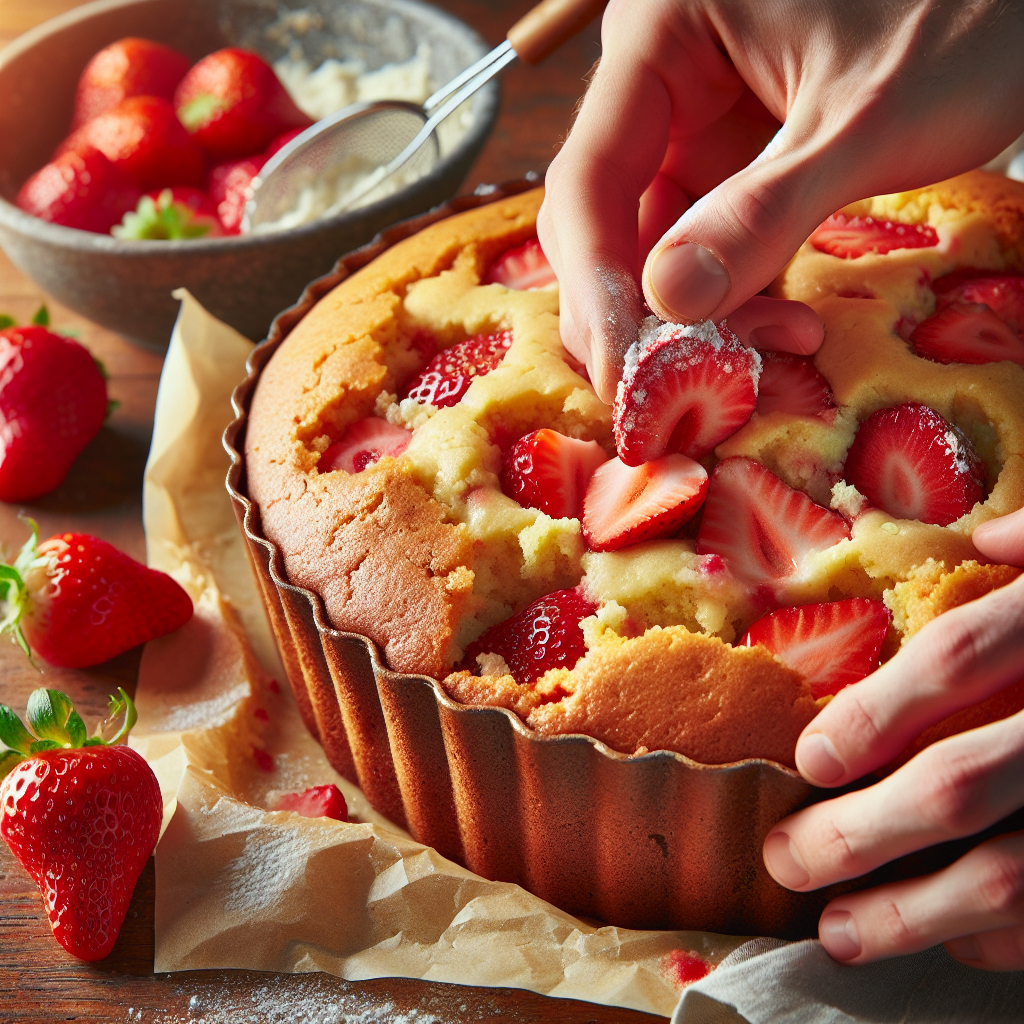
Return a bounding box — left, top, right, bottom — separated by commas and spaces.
674, 938, 1023, 1023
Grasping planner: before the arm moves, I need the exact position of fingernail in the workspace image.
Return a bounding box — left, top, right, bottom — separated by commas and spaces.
798, 733, 846, 785
820, 910, 861, 961
763, 831, 810, 888
648, 242, 730, 322
945, 935, 982, 963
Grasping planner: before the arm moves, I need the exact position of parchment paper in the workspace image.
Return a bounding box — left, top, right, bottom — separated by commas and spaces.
131, 290, 747, 1019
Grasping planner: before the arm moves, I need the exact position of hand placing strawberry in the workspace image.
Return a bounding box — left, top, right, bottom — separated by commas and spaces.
0, 687, 162, 961
174, 49, 312, 161
113, 187, 223, 240
16, 146, 142, 234
0, 323, 109, 502
0, 521, 193, 668
71, 37, 191, 130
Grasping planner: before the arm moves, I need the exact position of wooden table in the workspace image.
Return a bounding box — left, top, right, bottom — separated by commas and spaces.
0, 2, 667, 1020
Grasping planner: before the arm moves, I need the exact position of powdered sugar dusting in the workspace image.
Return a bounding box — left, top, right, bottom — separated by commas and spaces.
624, 316, 725, 382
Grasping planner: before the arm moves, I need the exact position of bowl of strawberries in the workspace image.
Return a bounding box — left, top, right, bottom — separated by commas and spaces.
0, 0, 498, 349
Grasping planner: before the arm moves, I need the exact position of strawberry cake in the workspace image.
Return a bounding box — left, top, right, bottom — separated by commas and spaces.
244, 172, 1024, 777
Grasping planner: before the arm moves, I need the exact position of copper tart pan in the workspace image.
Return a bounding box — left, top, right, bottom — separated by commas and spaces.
225, 180, 849, 937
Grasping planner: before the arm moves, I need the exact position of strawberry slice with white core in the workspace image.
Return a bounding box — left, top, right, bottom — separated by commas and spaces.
484, 238, 557, 289
755, 351, 835, 417
402, 330, 513, 408
932, 269, 1024, 333
696, 457, 850, 589
910, 302, 1024, 367
613, 317, 761, 466
462, 587, 596, 686
319, 418, 412, 474
810, 213, 939, 259
843, 402, 984, 526
501, 429, 608, 519
583, 454, 709, 552
740, 598, 891, 699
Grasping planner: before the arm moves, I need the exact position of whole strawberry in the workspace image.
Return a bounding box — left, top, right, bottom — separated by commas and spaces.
0, 324, 109, 502
0, 687, 162, 961
113, 186, 224, 240
174, 49, 312, 161
1, 521, 193, 668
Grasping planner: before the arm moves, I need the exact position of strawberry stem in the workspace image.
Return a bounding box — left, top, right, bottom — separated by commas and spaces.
31, 305, 49, 326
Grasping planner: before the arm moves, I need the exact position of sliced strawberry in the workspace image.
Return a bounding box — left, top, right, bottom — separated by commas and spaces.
810, 213, 938, 259
740, 599, 891, 699
614, 318, 760, 466
276, 784, 348, 821
484, 238, 557, 289
402, 330, 513, 408
696, 458, 850, 590
910, 302, 1024, 367
461, 587, 596, 686
319, 418, 412, 474
755, 351, 835, 418
932, 269, 1024, 333
843, 403, 984, 526
582, 454, 709, 552
501, 429, 608, 519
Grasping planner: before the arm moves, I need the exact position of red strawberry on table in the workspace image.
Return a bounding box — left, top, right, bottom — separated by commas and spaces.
501, 429, 608, 519
71, 37, 191, 130
462, 587, 596, 686
754, 351, 835, 418
810, 212, 939, 258
402, 330, 513, 408
15, 147, 141, 234
57, 95, 206, 190
0, 325, 108, 502
113, 186, 223, 239
696, 457, 850, 590
582, 454, 709, 551
740, 598, 891, 699
932, 268, 1024, 333
276, 784, 348, 821
614, 318, 760, 466
843, 402, 985, 526
484, 237, 557, 289
174, 48, 312, 161
910, 302, 1024, 367
0, 521, 193, 668
319, 418, 412, 474
0, 687, 162, 961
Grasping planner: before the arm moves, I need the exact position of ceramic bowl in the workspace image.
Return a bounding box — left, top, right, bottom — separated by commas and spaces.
0, 0, 499, 348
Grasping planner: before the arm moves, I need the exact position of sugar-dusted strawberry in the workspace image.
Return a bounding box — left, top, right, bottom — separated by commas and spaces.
16, 147, 142, 234
910, 302, 1024, 367
755, 351, 835, 418
740, 598, 891, 699
0, 687, 162, 961
483, 237, 558, 289
71, 37, 191, 129
57, 96, 206, 190
614, 317, 760, 466
462, 587, 596, 686
402, 330, 513, 408
696, 457, 850, 590
0, 325, 108, 502
275, 784, 348, 821
174, 48, 312, 161
932, 268, 1024, 333
501, 429, 608, 519
843, 402, 985, 526
0, 522, 193, 668
112, 186, 223, 239
583, 454, 709, 552
810, 212, 939, 259
319, 418, 412, 474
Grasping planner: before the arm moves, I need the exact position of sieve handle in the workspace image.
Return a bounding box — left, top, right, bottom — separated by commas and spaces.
507, 0, 607, 65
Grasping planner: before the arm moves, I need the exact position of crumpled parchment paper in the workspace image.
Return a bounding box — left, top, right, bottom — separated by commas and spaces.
130, 290, 747, 1019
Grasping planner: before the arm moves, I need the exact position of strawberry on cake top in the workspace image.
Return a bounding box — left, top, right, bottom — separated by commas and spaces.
245, 173, 1024, 771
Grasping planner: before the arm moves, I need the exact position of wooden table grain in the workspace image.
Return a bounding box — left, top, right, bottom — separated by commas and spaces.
0, 2, 669, 1021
